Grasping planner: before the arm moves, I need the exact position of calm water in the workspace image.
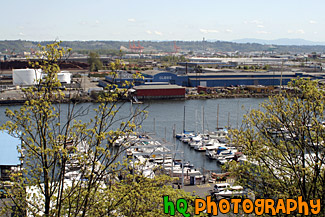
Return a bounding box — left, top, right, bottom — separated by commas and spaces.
0, 98, 267, 173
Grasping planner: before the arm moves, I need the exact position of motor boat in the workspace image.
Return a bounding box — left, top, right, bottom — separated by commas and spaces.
213, 185, 246, 199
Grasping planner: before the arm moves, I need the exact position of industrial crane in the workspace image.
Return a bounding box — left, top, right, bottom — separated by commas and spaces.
128, 40, 144, 54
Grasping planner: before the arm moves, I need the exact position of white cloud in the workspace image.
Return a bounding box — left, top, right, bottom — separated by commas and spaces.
257, 25, 264, 28
314, 31, 318, 34
288, 29, 305, 34
256, 30, 268, 34
146, 30, 152, 35
19, 32, 25, 36
154, 31, 162, 36
296, 29, 305, 34
225, 29, 232, 33
245, 20, 263, 25
200, 29, 219, 34
95, 20, 100, 24
128, 18, 136, 22
309, 20, 317, 24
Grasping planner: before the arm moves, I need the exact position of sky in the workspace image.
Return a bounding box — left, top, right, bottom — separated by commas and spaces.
1, 0, 325, 42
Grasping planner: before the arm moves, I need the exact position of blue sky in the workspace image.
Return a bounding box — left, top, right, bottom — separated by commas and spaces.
1, 0, 324, 42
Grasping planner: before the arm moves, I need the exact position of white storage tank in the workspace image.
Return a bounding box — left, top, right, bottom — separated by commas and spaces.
13, 69, 42, 85
57, 71, 71, 84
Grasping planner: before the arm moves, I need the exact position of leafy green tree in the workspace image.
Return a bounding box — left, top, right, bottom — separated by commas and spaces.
0, 42, 202, 217
161, 55, 187, 66
100, 174, 200, 217
228, 78, 325, 216
263, 64, 270, 70
88, 52, 103, 72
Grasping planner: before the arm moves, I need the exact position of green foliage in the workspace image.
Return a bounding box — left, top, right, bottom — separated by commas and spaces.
161, 55, 187, 64
88, 52, 103, 72
263, 64, 270, 70
228, 78, 325, 216
108, 59, 125, 72
0, 42, 143, 216
76, 49, 122, 56
104, 174, 200, 217
199, 91, 206, 95
0, 42, 195, 217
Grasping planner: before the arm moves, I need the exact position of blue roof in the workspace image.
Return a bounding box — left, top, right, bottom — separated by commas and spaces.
0, 131, 21, 166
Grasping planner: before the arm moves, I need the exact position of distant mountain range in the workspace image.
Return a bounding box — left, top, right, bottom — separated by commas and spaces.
1, 40, 325, 54
232, 38, 325, 46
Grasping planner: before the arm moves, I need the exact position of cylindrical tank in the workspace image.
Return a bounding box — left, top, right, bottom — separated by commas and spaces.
57, 72, 71, 84
13, 69, 42, 85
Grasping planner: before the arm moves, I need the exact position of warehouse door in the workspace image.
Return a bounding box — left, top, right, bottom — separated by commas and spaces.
200, 81, 207, 87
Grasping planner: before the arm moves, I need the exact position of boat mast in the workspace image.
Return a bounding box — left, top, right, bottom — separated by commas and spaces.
183, 106, 186, 133
195, 109, 197, 134
153, 118, 156, 134
201, 106, 204, 134
217, 104, 219, 129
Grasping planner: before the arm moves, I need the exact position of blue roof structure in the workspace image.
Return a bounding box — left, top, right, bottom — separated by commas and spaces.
0, 131, 21, 166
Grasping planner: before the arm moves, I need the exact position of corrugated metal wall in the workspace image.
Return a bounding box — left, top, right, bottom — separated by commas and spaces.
135, 88, 185, 97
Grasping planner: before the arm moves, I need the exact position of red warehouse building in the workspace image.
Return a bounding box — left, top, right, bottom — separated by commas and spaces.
133, 85, 186, 100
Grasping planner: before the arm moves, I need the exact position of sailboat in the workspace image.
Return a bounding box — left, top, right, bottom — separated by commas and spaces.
176, 106, 194, 140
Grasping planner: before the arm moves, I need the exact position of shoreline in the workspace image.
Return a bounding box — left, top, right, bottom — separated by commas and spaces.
185, 93, 272, 100
0, 93, 272, 106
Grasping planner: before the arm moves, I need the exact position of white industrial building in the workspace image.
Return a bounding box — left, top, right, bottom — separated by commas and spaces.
57, 71, 71, 84
13, 69, 42, 85
13, 69, 71, 85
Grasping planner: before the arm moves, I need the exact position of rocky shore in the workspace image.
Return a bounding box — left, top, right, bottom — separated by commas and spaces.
186, 93, 272, 100
0, 92, 274, 106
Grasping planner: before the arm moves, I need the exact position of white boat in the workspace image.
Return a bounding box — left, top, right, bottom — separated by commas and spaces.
190, 141, 203, 149
207, 146, 237, 160
113, 135, 138, 147
216, 154, 235, 165
214, 185, 246, 199
213, 183, 231, 192
64, 140, 105, 181
217, 158, 228, 165
181, 137, 192, 143
188, 134, 208, 147
194, 139, 221, 151
170, 168, 202, 178
176, 131, 195, 140
209, 128, 228, 140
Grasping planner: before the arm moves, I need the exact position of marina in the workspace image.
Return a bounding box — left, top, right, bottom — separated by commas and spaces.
0, 98, 265, 179
1, 0, 325, 215
0, 97, 270, 215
